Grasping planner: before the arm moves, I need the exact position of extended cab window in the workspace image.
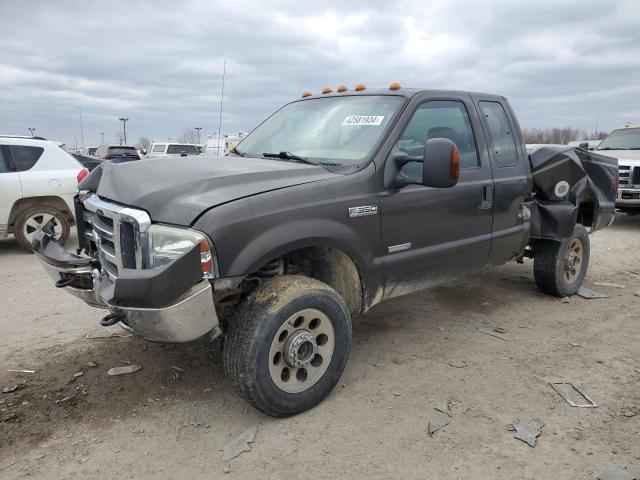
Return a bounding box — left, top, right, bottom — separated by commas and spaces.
167, 144, 199, 155
152, 144, 166, 153
396, 100, 479, 182
479, 101, 518, 167
10, 145, 44, 171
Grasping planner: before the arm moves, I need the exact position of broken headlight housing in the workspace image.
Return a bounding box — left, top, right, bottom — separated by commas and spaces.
147, 224, 217, 278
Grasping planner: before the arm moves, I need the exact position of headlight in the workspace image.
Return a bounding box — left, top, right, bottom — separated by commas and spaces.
148, 224, 216, 278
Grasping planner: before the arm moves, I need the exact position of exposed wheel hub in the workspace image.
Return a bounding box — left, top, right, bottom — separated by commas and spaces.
284, 330, 316, 367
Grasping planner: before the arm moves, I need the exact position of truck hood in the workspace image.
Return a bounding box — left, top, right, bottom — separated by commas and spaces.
86, 155, 341, 224
595, 149, 640, 162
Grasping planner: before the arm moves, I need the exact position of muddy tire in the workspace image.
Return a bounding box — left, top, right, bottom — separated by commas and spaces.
14, 205, 71, 251
534, 224, 590, 297
223, 275, 351, 417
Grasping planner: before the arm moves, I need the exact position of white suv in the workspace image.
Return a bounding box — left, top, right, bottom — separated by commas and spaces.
146, 142, 202, 158
0, 136, 87, 250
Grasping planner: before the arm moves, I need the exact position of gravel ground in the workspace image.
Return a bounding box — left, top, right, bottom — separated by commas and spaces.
1, 216, 639, 479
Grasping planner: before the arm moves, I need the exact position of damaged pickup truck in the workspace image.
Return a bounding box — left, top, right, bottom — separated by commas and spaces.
32, 85, 618, 417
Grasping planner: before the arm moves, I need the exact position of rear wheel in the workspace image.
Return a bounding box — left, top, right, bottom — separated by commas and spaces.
534, 224, 590, 297
14, 206, 71, 251
223, 275, 351, 417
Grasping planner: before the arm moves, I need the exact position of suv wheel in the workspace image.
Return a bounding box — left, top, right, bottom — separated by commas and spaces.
223, 275, 351, 417
14, 206, 70, 251
534, 224, 590, 297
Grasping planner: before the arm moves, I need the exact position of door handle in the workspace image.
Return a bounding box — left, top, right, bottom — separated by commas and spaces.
480, 184, 493, 209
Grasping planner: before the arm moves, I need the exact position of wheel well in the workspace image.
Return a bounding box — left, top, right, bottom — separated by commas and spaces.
251, 246, 364, 316
577, 197, 595, 228
8, 196, 75, 231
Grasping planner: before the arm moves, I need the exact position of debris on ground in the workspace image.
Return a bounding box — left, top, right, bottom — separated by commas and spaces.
477, 328, 510, 342
577, 287, 610, 299
509, 419, 544, 447
434, 404, 452, 417
561, 297, 571, 303
593, 282, 626, 289
570, 342, 581, 347
634, 292, 640, 297
428, 415, 450, 437
391, 391, 401, 396
2, 385, 19, 393
87, 361, 97, 368
550, 382, 598, 407
448, 361, 467, 368
494, 326, 507, 334
86, 330, 133, 339
170, 365, 184, 372
55, 392, 79, 404
7, 369, 35, 374
73, 371, 84, 379
222, 423, 258, 461
597, 466, 639, 480
107, 365, 142, 376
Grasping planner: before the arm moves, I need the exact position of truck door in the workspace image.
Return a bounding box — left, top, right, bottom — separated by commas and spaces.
379, 94, 494, 299
472, 96, 531, 267
0, 144, 23, 238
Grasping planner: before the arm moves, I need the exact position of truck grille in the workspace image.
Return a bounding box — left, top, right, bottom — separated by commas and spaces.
618, 165, 640, 187
81, 194, 151, 280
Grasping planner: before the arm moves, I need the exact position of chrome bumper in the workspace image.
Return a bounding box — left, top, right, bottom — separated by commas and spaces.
616, 188, 640, 206
37, 257, 220, 343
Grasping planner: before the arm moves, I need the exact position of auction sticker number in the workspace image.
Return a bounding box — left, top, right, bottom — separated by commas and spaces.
342, 115, 384, 126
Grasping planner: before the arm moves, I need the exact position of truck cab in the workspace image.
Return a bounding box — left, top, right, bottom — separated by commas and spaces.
147, 142, 202, 158
593, 126, 640, 214
31, 84, 617, 417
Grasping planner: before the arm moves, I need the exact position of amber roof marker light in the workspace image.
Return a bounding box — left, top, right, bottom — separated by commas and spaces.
301, 91, 312, 98
354, 83, 366, 91
389, 82, 401, 90
321, 87, 333, 94
337, 85, 348, 93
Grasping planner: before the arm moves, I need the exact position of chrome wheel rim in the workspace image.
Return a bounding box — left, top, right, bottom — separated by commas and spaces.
564, 238, 583, 284
268, 308, 335, 394
23, 213, 63, 243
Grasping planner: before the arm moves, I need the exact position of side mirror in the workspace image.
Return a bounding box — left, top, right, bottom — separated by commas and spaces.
389, 138, 460, 189
180, 151, 187, 157
578, 142, 589, 150
422, 138, 460, 188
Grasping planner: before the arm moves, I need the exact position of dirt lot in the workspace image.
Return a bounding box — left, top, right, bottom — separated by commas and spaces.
1, 217, 639, 479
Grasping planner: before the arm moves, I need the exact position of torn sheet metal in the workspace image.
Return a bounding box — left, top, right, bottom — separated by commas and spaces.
527, 146, 618, 240
550, 382, 598, 407
510, 419, 544, 447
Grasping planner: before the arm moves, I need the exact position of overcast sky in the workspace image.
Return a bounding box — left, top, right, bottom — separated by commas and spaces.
1, 0, 639, 146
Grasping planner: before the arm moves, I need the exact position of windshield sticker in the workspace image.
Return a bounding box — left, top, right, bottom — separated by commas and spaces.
342, 115, 384, 126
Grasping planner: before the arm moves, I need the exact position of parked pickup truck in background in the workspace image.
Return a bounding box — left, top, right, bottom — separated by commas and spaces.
146, 142, 202, 158
32, 84, 618, 416
593, 126, 640, 215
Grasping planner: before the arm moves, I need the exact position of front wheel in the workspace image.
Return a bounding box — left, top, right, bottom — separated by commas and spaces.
534, 224, 590, 297
14, 206, 71, 251
223, 275, 351, 417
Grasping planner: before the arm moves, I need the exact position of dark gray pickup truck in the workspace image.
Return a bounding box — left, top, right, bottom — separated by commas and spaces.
33, 85, 618, 416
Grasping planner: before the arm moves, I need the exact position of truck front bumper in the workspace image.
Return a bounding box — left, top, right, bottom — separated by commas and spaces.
616, 188, 640, 208
32, 228, 220, 343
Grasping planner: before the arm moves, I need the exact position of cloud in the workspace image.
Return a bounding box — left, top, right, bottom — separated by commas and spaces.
0, 0, 638, 145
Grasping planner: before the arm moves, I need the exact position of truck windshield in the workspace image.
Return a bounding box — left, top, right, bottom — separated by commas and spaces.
235, 95, 405, 165
596, 128, 640, 150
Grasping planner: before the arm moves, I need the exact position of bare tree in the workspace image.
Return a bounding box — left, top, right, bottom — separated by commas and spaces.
179, 129, 198, 143
521, 127, 608, 144
136, 137, 151, 151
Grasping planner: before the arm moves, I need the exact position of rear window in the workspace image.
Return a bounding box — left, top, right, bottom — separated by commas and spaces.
107, 147, 137, 155
11, 145, 44, 171
166, 144, 199, 155
152, 144, 166, 153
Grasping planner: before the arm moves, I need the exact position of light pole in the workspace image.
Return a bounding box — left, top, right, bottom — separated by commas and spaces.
119, 117, 129, 145
195, 127, 202, 144
28, 127, 36, 137
100, 132, 105, 145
